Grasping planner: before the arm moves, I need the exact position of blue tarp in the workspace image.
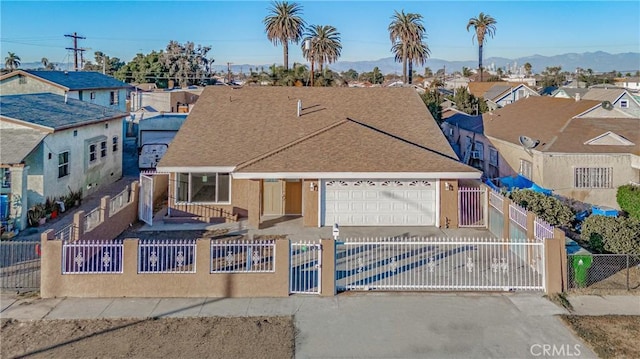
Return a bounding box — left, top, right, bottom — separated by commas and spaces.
496, 174, 553, 195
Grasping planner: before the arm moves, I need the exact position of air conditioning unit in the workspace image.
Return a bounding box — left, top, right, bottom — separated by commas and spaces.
470, 151, 481, 159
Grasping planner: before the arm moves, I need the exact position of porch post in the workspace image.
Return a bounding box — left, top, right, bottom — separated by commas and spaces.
247, 179, 261, 229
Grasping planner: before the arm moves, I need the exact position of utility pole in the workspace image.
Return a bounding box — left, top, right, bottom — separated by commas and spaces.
227, 62, 232, 84
65, 32, 86, 71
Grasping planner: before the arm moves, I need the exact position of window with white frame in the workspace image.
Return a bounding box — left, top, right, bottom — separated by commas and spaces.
112, 136, 118, 152
519, 159, 533, 179
58, 152, 69, 178
90, 91, 96, 100
620, 99, 628, 108
474, 141, 484, 160
488, 147, 499, 167
100, 141, 107, 158
176, 173, 231, 203
574, 167, 613, 188
110, 91, 118, 105
1, 168, 10, 188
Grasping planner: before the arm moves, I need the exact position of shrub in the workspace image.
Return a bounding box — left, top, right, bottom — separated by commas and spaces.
617, 184, 640, 220
581, 215, 640, 254
508, 189, 574, 227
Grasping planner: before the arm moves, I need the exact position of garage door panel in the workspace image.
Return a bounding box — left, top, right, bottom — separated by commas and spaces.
324, 179, 437, 226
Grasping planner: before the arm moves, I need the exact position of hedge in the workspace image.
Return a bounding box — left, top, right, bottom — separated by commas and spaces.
617, 184, 640, 220
581, 215, 640, 255
508, 189, 574, 227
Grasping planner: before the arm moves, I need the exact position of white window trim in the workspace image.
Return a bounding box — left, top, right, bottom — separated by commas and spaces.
112, 136, 119, 152
100, 140, 107, 158
58, 151, 70, 178
619, 99, 628, 108
488, 147, 498, 167
519, 159, 533, 179
89, 144, 98, 163
574, 167, 613, 189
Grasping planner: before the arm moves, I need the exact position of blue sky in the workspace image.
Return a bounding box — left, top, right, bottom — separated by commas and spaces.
1, 0, 639, 67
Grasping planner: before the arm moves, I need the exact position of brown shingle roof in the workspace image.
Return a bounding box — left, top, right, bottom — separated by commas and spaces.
159, 86, 477, 174
483, 97, 638, 154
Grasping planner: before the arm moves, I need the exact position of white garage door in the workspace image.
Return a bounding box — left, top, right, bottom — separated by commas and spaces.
322, 179, 437, 226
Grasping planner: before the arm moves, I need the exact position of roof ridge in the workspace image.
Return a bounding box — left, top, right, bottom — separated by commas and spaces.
236, 119, 349, 170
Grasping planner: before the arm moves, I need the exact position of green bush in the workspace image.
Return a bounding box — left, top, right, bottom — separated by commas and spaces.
581, 215, 640, 254
508, 189, 574, 227
617, 184, 640, 220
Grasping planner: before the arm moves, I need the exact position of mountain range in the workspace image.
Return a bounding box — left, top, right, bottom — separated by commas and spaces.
14, 51, 639, 76
212, 51, 639, 76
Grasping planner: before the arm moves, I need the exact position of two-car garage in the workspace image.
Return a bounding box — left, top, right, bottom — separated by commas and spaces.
321, 179, 437, 226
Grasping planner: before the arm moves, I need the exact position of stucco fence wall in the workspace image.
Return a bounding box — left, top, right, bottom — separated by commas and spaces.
40, 235, 337, 298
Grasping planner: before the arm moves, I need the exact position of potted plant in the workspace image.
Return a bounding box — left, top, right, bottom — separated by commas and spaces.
28, 205, 46, 227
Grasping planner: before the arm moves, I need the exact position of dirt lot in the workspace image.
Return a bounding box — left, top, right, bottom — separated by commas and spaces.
1, 316, 294, 359
561, 315, 640, 359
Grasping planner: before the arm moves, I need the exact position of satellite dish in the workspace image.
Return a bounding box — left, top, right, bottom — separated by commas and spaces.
519, 135, 540, 149
601, 101, 613, 110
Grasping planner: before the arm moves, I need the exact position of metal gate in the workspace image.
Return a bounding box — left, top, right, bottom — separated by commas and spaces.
139, 173, 154, 225
458, 187, 487, 227
1, 240, 41, 292
290, 241, 322, 294
336, 237, 545, 292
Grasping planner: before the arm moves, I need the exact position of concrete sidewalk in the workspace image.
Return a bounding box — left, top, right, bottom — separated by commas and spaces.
1, 292, 606, 358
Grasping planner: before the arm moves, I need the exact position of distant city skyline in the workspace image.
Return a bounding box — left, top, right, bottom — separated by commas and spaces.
1, 0, 639, 67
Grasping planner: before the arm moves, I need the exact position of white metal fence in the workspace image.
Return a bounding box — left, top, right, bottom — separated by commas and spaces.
534, 217, 554, 241
62, 240, 123, 274
509, 203, 528, 230
211, 240, 275, 273
458, 187, 486, 227
55, 223, 75, 241
489, 190, 503, 213
290, 241, 322, 294
138, 239, 197, 273
84, 207, 102, 232
336, 237, 545, 292
109, 187, 130, 216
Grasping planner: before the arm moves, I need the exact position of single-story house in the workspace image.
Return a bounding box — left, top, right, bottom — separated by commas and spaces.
137, 113, 187, 169
482, 96, 639, 209
156, 87, 481, 228
1, 93, 127, 229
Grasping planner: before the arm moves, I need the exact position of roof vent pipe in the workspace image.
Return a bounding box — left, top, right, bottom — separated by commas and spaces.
64, 92, 68, 104
297, 99, 302, 117
575, 93, 581, 102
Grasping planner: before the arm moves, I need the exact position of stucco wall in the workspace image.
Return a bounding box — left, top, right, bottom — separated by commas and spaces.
0, 75, 65, 96
40, 235, 291, 298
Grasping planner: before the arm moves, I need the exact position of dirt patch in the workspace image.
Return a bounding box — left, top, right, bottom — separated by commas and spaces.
560, 315, 640, 359
1, 316, 294, 359
569, 266, 640, 295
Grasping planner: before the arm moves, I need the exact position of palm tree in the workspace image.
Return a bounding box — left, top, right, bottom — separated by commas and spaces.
4, 52, 21, 71
263, 1, 305, 71
392, 40, 430, 85
301, 25, 342, 74
466, 12, 497, 82
524, 62, 532, 77
389, 10, 425, 84
41, 57, 55, 70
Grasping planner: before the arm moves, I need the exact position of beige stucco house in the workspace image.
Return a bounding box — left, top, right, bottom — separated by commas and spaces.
156, 86, 481, 229
482, 96, 639, 209
1, 93, 127, 230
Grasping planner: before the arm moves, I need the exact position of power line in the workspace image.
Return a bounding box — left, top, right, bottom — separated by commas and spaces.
65, 32, 86, 71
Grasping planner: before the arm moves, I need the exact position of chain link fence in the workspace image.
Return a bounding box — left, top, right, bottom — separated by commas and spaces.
567, 254, 640, 292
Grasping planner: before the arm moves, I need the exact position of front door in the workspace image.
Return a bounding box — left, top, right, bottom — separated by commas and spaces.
285, 180, 302, 215
263, 180, 283, 215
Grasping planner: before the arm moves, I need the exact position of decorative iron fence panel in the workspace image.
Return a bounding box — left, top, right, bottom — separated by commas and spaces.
138, 239, 196, 273
489, 190, 504, 213
62, 239, 123, 274
110, 187, 130, 216
568, 254, 640, 291
290, 241, 322, 294
55, 223, 75, 241
84, 207, 102, 232
0, 241, 40, 291
534, 217, 554, 241
211, 240, 275, 273
508, 203, 527, 230
336, 237, 544, 292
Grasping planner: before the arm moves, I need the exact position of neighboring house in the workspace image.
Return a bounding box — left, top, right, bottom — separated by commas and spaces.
130, 87, 202, 113
440, 113, 499, 179
137, 113, 187, 169
0, 93, 127, 229
550, 87, 589, 100
582, 88, 640, 118
482, 96, 639, 209
156, 87, 480, 228
468, 82, 539, 110
444, 76, 470, 90
614, 77, 640, 91
0, 70, 128, 112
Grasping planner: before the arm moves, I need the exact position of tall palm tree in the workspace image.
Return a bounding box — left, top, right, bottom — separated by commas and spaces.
263, 1, 305, 71
4, 52, 21, 71
41, 57, 55, 70
389, 10, 425, 84
301, 25, 342, 74
466, 12, 497, 82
